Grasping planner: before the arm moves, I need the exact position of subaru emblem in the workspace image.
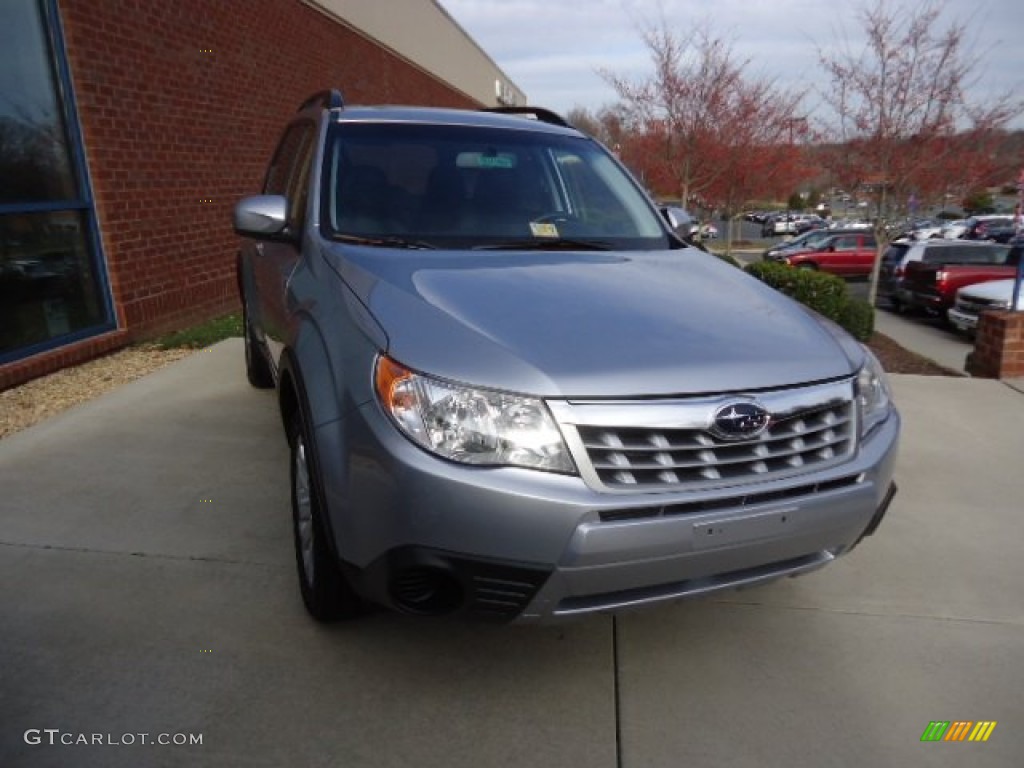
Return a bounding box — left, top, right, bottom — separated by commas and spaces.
711, 401, 770, 440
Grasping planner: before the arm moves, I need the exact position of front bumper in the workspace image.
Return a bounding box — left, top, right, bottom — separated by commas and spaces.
320, 399, 900, 622
909, 290, 946, 311
947, 307, 977, 332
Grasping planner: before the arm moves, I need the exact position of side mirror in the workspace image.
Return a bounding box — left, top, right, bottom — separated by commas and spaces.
233, 195, 289, 238
660, 206, 693, 236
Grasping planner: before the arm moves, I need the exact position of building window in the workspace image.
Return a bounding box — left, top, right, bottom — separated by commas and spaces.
0, 0, 113, 363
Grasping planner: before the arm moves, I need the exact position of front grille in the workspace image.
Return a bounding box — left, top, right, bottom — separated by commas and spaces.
598, 474, 860, 521
574, 399, 854, 491
955, 297, 1002, 315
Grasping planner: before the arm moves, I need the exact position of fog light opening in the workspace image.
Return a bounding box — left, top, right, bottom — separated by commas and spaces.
390, 567, 463, 616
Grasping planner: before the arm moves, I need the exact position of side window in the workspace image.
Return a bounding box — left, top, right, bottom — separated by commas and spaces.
262, 121, 316, 230
834, 236, 857, 251
285, 128, 316, 231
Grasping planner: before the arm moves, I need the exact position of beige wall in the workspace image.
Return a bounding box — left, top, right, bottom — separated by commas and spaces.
304, 0, 526, 107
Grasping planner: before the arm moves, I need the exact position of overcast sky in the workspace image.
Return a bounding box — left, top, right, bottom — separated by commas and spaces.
440, 0, 1024, 129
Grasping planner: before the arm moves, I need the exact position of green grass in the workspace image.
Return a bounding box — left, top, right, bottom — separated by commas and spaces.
153, 313, 243, 350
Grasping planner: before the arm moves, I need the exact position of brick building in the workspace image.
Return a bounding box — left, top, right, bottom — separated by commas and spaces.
0, 0, 524, 389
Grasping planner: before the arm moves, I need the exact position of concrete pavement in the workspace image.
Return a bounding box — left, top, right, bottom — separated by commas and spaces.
873, 307, 972, 374
1, 340, 1022, 767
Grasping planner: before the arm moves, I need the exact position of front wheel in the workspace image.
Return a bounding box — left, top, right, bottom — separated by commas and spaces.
289, 413, 362, 622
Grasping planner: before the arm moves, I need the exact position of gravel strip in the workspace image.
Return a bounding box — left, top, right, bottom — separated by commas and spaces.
1, 345, 195, 439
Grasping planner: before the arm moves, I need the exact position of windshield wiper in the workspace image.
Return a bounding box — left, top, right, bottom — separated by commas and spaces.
472, 238, 612, 251
332, 234, 436, 249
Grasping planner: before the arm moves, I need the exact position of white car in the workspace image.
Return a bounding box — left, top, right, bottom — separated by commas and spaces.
948, 278, 1024, 334
940, 219, 968, 239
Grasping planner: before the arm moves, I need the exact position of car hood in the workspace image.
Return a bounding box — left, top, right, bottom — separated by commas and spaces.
960, 278, 1024, 307
327, 245, 861, 398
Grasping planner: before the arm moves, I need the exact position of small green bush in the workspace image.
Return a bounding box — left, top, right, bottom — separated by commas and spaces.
837, 297, 874, 341
744, 262, 846, 318
744, 262, 874, 340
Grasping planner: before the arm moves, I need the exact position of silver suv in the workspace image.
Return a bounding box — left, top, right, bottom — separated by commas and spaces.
234, 90, 900, 623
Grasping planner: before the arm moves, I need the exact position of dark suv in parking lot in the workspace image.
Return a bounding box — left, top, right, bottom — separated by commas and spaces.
234, 90, 899, 623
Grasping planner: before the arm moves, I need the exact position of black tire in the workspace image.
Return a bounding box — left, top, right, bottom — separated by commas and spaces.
288, 412, 362, 622
888, 298, 904, 314
243, 304, 274, 389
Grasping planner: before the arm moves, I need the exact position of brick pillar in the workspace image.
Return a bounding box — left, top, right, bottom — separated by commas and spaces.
966, 311, 1024, 378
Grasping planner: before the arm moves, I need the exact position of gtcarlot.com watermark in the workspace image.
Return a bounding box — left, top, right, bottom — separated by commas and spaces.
24, 729, 203, 747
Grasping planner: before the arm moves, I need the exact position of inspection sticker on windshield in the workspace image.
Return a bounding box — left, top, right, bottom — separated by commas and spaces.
530, 222, 559, 238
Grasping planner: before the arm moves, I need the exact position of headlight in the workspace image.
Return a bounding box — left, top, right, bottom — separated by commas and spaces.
856, 349, 893, 437
374, 356, 575, 474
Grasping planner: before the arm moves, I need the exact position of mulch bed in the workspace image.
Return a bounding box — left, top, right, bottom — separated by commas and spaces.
866, 332, 960, 376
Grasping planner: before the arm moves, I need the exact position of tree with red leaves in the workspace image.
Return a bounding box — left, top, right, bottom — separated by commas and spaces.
598, 18, 809, 238
818, 0, 1024, 304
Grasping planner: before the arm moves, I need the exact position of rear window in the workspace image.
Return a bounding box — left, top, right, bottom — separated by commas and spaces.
922, 244, 1011, 264
882, 243, 909, 264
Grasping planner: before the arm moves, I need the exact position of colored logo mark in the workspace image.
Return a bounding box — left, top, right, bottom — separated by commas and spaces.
921, 721, 997, 742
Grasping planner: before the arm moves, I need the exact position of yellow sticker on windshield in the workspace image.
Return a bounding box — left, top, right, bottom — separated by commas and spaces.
530, 222, 559, 238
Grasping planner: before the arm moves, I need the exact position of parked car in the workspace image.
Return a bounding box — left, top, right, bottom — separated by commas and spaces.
761, 212, 793, 237
663, 206, 695, 240
234, 91, 899, 623
902, 242, 1022, 313
763, 228, 874, 262
783, 232, 878, 276
939, 219, 968, 239
948, 278, 1024, 336
961, 216, 1015, 242
878, 240, 1011, 313
794, 215, 827, 234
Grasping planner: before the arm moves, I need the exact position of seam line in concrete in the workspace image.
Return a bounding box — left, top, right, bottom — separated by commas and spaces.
612, 615, 623, 768
0, 540, 288, 569
716, 598, 1023, 628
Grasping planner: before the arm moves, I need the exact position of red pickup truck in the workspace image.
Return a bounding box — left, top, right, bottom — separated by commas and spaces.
903, 243, 1023, 312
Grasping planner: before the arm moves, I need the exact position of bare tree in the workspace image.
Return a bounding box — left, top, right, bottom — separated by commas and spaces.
598, 16, 808, 242
819, 0, 1024, 304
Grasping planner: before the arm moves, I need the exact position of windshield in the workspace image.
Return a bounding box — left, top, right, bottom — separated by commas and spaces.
321, 122, 670, 250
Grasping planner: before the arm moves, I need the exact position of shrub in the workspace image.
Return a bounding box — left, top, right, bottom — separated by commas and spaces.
837, 297, 874, 341
962, 189, 994, 215
744, 262, 847, 318
744, 262, 874, 340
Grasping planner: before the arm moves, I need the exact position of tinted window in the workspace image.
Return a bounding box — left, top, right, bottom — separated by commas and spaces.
0, 0, 77, 203
0, 0, 113, 360
322, 123, 669, 249
264, 122, 313, 196
922, 245, 1010, 264
882, 243, 909, 264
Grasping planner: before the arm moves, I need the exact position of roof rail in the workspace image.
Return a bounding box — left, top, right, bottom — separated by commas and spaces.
298, 89, 345, 113
481, 106, 573, 128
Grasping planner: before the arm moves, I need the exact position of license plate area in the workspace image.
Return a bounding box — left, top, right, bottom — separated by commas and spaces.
693, 507, 798, 550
